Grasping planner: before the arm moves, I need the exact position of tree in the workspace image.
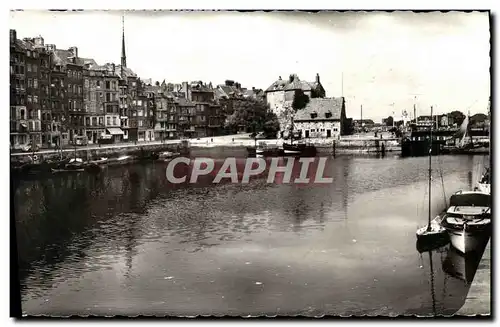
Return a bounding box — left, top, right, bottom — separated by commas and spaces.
343, 118, 355, 136
224, 98, 271, 134
448, 110, 465, 126
292, 89, 310, 110
262, 111, 280, 138
384, 116, 394, 127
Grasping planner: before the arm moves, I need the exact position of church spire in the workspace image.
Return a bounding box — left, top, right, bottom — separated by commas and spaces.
121, 13, 127, 69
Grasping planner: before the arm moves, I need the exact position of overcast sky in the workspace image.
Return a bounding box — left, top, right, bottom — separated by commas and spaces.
9, 10, 490, 121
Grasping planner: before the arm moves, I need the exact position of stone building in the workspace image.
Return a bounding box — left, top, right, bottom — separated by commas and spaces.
265, 73, 326, 136
293, 97, 347, 139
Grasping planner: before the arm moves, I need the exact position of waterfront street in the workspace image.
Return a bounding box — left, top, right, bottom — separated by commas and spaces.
13, 151, 489, 316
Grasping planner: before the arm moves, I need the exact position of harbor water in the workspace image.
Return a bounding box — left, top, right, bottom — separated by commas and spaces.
12, 150, 489, 316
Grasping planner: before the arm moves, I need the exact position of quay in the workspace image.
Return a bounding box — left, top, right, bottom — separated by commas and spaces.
456, 239, 491, 316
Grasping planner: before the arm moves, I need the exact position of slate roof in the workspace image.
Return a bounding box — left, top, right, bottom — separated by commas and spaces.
114, 64, 137, 78
294, 97, 344, 122
266, 74, 320, 93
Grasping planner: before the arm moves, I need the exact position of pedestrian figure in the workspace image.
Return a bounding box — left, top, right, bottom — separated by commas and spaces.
211, 138, 213, 142
232, 138, 234, 142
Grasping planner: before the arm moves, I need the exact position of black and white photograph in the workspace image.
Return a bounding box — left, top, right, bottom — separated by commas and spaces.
9, 6, 492, 319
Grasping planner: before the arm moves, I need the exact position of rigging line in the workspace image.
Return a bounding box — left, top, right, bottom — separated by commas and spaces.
438, 157, 447, 208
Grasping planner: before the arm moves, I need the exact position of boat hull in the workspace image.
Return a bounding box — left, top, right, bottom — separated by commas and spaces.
282, 144, 317, 157
448, 229, 490, 254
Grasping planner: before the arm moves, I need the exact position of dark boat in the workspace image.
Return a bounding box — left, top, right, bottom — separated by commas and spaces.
282, 142, 317, 156
401, 123, 455, 157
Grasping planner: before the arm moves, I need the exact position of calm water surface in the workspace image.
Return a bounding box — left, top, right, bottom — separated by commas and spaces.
13, 150, 489, 316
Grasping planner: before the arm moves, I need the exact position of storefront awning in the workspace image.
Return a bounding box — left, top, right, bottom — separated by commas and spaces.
107, 128, 124, 135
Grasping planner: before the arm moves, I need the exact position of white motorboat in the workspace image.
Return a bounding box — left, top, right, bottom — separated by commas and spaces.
442, 191, 491, 254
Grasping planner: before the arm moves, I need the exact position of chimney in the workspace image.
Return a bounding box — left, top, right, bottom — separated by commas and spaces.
34, 36, 44, 47
68, 46, 78, 58
112, 63, 115, 73
289, 74, 294, 83
45, 44, 56, 52
182, 81, 190, 100
252, 87, 256, 91
316, 73, 320, 83
9, 29, 16, 44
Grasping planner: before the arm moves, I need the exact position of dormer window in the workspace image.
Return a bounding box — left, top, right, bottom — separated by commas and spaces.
325, 112, 332, 118
310, 112, 318, 119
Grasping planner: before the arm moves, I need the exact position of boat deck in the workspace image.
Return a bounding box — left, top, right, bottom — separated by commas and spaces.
456, 239, 491, 316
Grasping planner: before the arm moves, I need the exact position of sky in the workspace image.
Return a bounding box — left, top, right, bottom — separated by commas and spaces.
9, 10, 490, 122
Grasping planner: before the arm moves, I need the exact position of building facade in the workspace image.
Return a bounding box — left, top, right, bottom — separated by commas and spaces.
293, 97, 347, 139
10, 29, 29, 149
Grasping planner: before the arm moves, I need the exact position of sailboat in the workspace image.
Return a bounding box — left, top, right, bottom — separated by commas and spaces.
416, 106, 448, 245
449, 112, 489, 155
476, 99, 491, 194
281, 115, 317, 156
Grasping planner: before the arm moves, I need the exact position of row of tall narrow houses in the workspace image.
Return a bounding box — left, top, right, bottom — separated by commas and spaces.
10, 17, 273, 150
264, 73, 348, 138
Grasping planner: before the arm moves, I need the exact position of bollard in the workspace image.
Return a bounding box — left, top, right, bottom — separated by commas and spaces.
333, 140, 336, 157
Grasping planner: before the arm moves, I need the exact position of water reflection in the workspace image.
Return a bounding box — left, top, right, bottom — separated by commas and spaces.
12, 152, 487, 316
442, 239, 489, 285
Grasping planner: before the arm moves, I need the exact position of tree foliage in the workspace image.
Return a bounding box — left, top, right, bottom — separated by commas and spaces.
448, 110, 465, 126
343, 118, 355, 135
292, 89, 310, 110
224, 98, 279, 137
384, 116, 394, 127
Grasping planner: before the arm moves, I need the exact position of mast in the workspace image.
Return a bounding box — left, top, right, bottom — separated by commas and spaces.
427, 105, 433, 231
360, 104, 363, 131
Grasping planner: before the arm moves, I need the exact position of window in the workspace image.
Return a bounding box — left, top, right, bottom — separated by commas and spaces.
67, 70, 71, 77
106, 117, 111, 125
96, 81, 101, 88
32, 65, 37, 72
139, 120, 143, 127
74, 100, 77, 110
85, 79, 89, 88
106, 93, 111, 102
310, 113, 318, 119
27, 79, 32, 87
325, 112, 332, 118
86, 117, 90, 126
34, 96, 38, 103
33, 79, 38, 88
27, 95, 32, 103
99, 117, 103, 125
112, 117, 117, 125
68, 84, 72, 93
27, 51, 31, 57
106, 81, 110, 89
333, 128, 338, 132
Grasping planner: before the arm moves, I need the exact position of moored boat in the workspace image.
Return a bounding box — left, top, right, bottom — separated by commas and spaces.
159, 151, 180, 159
442, 191, 491, 254
89, 157, 109, 165
282, 142, 317, 156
